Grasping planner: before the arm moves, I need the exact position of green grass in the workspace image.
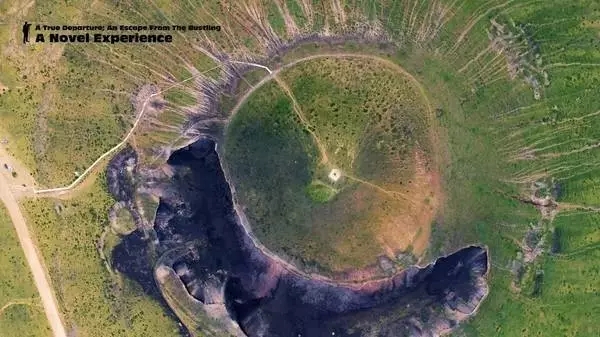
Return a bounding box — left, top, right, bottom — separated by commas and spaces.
0, 0, 221, 185
267, 2, 287, 38
0, 37, 134, 186
224, 81, 375, 271
285, 0, 308, 30
223, 82, 323, 263
306, 181, 337, 203
356, 0, 600, 335
224, 58, 434, 273
462, 248, 600, 337
21, 177, 181, 337
164, 89, 197, 107
0, 205, 51, 337
281, 57, 430, 175
137, 193, 160, 225
258, 1, 600, 334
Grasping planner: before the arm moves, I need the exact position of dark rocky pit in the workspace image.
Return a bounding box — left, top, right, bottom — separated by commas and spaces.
110, 139, 489, 337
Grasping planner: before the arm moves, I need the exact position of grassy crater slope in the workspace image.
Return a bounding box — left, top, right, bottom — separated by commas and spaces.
223, 57, 437, 274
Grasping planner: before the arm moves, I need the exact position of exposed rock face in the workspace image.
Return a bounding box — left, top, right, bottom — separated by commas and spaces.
108, 148, 157, 294
109, 139, 490, 337
106, 146, 137, 203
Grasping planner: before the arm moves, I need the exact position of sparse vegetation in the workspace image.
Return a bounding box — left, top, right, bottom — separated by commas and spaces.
21, 177, 181, 337
164, 89, 197, 107
224, 57, 435, 274
155, 266, 234, 337
111, 206, 136, 235
0, 205, 51, 337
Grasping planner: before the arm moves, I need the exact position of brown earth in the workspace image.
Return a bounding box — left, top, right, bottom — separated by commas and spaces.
328, 149, 440, 271
375, 150, 440, 258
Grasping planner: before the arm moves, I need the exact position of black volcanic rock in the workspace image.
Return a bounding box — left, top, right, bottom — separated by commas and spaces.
106, 146, 137, 202
110, 139, 489, 337
111, 229, 161, 298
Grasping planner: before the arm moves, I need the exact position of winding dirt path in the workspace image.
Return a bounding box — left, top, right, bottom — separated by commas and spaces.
273, 76, 330, 165
228, 52, 438, 157
228, 52, 439, 205
32, 67, 220, 196
0, 299, 40, 315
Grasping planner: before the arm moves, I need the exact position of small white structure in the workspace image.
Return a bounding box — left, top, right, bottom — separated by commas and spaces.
328, 168, 341, 182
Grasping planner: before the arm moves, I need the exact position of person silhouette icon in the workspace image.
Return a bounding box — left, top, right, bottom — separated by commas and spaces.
22, 21, 31, 44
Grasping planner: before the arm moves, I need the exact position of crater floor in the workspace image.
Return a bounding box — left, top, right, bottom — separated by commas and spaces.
223, 56, 440, 276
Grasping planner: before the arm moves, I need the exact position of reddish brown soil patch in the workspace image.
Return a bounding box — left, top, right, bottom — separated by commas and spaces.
375, 150, 440, 257
320, 149, 441, 276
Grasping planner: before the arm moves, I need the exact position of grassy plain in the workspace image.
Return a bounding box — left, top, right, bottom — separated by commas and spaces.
0, 0, 220, 186
0, 28, 133, 186
224, 57, 436, 273
0, 205, 51, 337
21, 178, 181, 337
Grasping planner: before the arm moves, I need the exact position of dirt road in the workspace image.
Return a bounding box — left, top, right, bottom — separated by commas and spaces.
0, 166, 67, 337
